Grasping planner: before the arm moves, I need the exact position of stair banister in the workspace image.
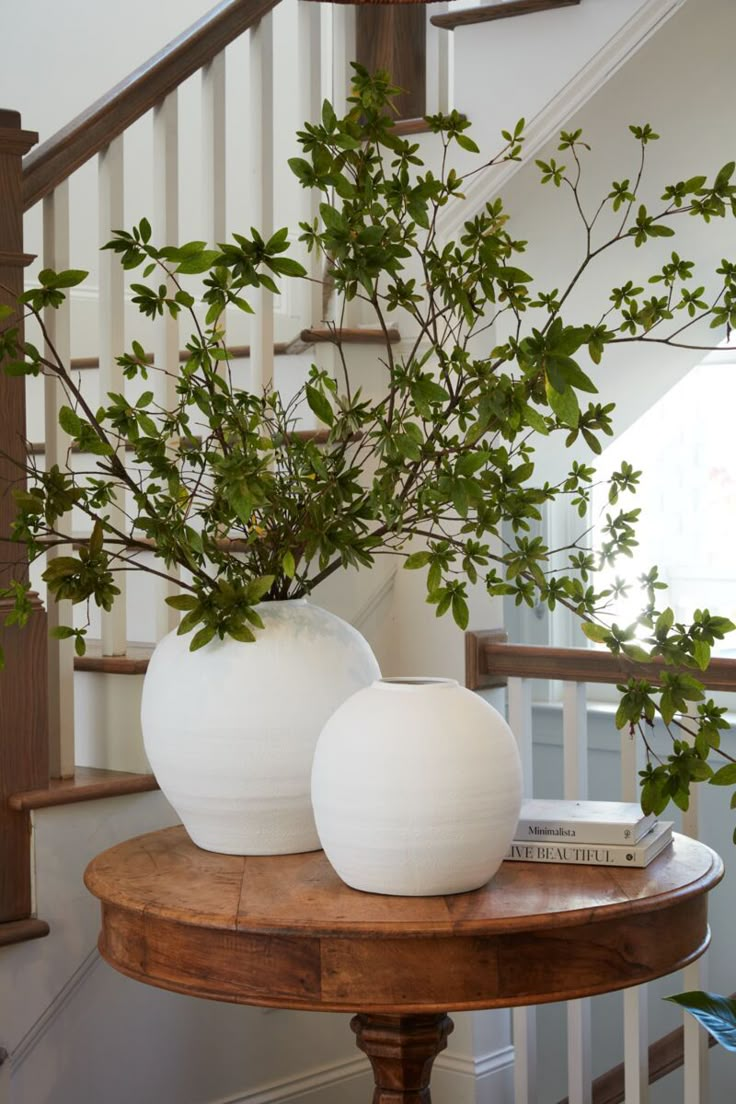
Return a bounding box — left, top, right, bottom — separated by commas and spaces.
21, 0, 281, 214
467, 631, 736, 1104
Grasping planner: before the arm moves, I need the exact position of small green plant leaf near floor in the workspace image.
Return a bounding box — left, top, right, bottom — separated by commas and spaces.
666, 993, 736, 1051
2, 64, 736, 825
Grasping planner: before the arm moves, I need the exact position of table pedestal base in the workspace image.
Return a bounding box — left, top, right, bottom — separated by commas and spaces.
351, 1013, 454, 1103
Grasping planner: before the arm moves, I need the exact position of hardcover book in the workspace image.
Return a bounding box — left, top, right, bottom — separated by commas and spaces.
504, 820, 674, 868
515, 798, 656, 845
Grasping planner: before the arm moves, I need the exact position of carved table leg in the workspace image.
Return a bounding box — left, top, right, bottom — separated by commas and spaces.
351, 1012, 454, 1103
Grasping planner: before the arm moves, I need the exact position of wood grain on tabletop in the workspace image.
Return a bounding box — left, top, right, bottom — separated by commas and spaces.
85, 827, 722, 1014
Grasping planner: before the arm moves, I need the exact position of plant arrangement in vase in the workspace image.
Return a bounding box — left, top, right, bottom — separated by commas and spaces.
1, 65, 735, 854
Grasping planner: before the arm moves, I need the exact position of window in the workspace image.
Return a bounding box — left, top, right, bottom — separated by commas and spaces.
590, 344, 736, 656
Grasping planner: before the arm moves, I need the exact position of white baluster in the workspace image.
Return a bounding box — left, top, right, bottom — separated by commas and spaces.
681, 719, 707, 1104
427, 4, 451, 114
331, 5, 356, 113
562, 681, 591, 1104
202, 52, 227, 247
298, 1, 324, 329
624, 986, 649, 1104
682, 957, 709, 1104
621, 718, 649, 1101
507, 676, 536, 1104
562, 681, 587, 800
42, 182, 75, 778
508, 676, 533, 798
98, 136, 127, 656
250, 14, 274, 395
620, 721, 639, 802
153, 92, 181, 639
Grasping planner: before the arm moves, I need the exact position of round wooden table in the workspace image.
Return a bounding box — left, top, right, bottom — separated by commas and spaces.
85, 827, 722, 1103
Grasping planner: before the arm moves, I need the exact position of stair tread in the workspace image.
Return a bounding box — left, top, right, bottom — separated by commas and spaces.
69, 336, 310, 371
74, 639, 154, 674
431, 0, 580, 31
9, 766, 158, 811
301, 327, 400, 345
393, 118, 431, 136
0, 918, 50, 947
30, 427, 337, 457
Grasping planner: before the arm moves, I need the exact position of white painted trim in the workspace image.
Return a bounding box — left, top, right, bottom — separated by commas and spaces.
436, 1043, 515, 1079
439, 0, 687, 240
207, 1054, 369, 1104
351, 568, 396, 631
11, 948, 100, 1072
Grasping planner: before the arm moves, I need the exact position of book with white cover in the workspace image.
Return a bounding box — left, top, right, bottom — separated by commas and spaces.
515, 798, 656, 845
504, 820, 674, 868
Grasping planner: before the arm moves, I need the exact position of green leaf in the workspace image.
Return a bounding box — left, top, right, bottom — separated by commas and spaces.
176, 250, 221, 275
58, 405, 83, 437
665, 992, 736, 1051
404, 551, 432, 570
455, 133, 480, 154
709, 764, 736, 786
693, 639, 711, 671
268, 257, 307, 278
165, 594, 199, 611
545, 378, 580, 428
189, 625, 216, 651
89, 520, 104, 556
50, 626, 76, 640
452, 592, 469, 630
305, 383, 334, 426
282, 551, 296, 578
246, 575, 276, 603
53, 269, 88, 289
229, 625, 256, 643
580, 621, 610, 644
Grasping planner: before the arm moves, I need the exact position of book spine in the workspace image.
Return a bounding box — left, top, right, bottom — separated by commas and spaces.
514, 820, 644, 846
505, 841, 651, 867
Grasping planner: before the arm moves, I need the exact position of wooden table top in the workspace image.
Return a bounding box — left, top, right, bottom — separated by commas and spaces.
85, 826, 723, 1014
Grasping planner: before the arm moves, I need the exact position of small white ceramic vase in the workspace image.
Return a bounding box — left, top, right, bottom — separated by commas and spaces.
141, 599, 380, 855
311, 677, 522, 896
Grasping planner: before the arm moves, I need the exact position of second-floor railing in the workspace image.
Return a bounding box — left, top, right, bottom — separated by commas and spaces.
466, 629, 736, 1104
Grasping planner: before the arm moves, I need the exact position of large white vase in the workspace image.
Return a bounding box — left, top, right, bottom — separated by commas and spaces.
141, 599, 380, 855
311, 677, 522, 895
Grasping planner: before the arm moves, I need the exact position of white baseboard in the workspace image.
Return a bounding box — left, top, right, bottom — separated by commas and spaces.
209, 1056, 370, 1104
209, 1043, 515, 1104
434, 1044, 516, 1104
11, 948, 100, 1073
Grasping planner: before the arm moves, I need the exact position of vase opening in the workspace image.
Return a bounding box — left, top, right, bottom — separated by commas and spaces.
375, 677, 458, 689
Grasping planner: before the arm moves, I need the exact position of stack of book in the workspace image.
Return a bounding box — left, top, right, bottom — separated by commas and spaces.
505, 799, 674, 868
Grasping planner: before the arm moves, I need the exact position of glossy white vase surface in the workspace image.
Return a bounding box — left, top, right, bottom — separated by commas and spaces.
312, 677, 522, 896
141, 599, 380, 855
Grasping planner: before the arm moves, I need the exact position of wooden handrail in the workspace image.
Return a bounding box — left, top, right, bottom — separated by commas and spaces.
431, 0, 580, 32
21, 0, 280, 212
466, 630, 736, 693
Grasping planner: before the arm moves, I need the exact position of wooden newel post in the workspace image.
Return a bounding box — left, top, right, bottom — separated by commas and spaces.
351, 1013, 453, 1103
0, 109, 49, 924
356, 9, 427, 121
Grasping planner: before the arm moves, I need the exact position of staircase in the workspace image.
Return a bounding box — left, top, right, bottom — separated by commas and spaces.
2, 0, 729, 1100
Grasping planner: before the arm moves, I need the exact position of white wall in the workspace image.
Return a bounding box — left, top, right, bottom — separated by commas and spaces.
491, 0, 736, 482
4, 2, 730, 1102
